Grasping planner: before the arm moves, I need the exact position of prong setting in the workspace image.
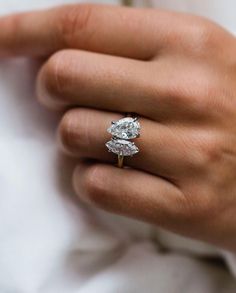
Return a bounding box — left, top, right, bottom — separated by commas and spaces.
106, 139, 139, 156
107, 117, 140, 140
106, 116, 140, 165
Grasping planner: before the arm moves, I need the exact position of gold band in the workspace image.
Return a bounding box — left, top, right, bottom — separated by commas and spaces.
118, 155, 124, 168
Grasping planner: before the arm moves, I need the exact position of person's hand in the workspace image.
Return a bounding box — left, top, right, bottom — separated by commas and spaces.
1, 4, 236, 251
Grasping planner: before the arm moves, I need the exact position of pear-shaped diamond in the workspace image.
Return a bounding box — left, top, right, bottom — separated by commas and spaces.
107, 117, 140, 139
106, 139, 139, 156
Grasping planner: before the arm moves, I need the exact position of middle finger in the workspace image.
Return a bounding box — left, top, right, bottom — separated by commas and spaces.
37, 49, 211, 122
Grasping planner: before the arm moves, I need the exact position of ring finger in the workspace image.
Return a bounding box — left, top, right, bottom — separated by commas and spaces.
59, 107, 198, 180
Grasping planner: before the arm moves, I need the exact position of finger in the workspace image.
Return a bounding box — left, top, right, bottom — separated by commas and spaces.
73, 160, 186, 231
37, 49, 217, 122
37, 49, 157, 117
0, 4, 168, 59
59, 108, 197, 179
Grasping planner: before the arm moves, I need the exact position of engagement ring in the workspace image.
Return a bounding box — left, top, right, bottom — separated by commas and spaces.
106, 116, 140, 168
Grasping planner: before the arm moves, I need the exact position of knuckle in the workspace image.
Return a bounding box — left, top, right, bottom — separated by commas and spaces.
168, 16, 218, 55
191, 134, 223, 171
182, 73, 221, 117
189, 21, 222, 55
199, 139, 222, 167
59, 109, 89, 154
58, 4, 94, 47
193, 23, 213, 49
166, 17, 218, 55
155, 69, 218, 115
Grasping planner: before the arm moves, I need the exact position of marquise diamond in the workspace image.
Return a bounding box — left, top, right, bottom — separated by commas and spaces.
107, 117, 140, 139
106, 139, 139, 156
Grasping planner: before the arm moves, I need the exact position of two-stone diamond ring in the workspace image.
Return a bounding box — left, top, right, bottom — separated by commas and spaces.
106, 116, 141, 168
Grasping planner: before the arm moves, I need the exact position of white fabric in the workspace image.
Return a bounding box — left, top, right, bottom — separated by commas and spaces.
0, 1, 236, 292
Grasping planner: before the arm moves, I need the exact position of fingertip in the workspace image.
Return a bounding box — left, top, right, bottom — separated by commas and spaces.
73, 161, 119, 207
73, 161, 98, 204
36, 59, 67, 111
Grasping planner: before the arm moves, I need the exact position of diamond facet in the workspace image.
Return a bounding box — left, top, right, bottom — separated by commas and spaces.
106, 139, 139, 156
107, 117, 140, 139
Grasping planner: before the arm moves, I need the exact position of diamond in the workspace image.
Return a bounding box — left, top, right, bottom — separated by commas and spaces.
107, 117, 140, 139
106, 139, 139, 156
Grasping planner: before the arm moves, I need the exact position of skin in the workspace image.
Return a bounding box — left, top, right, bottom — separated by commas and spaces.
1, 4, 236, 251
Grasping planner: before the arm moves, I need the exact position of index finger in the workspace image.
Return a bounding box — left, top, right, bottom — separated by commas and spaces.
0, 4, 178, 59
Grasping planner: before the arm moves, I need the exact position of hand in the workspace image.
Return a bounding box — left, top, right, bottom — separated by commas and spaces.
1, 4, 236, 251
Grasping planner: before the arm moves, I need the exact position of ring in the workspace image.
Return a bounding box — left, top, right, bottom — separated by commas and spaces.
106, 116, 141, 168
